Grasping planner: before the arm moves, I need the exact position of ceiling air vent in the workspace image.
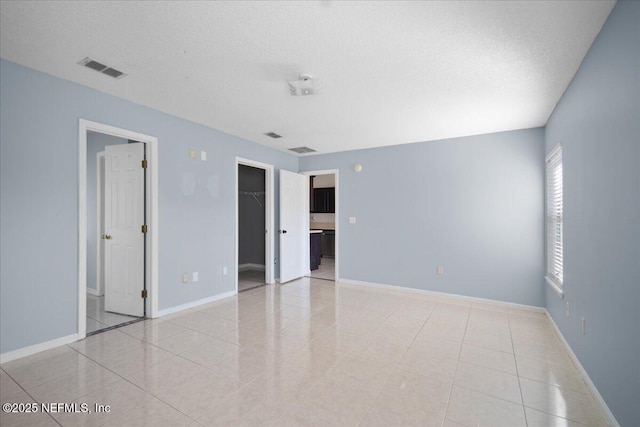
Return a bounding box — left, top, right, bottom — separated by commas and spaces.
264, 132, 282, 139
78, 57, 127, 79
288, 147, 316, 154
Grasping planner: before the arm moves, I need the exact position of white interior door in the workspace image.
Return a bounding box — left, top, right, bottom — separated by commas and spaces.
96, 152, 105, 296
279, 170, 309, 283
104, 143, 145, 317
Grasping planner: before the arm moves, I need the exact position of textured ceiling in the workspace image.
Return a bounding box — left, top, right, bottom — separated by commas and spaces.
0, 1, 615, 155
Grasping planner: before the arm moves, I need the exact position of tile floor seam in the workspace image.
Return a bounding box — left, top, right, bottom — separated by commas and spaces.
442, 304, 472, 427
266, 354, 347, 427
1, 368, 64, 426
352, 300, 441, 427
101, 358, 199, 424
270, 304, 394, 426
65, 339, 201, 425
508, 312, 529, 427
353, 363, 400, 427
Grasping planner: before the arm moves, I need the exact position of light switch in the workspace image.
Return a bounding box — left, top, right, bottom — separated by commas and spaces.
193, 272, 199, 282
349, 216, 356, 224
200, 151, 207, 161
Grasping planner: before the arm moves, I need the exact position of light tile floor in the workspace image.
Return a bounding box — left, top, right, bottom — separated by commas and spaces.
238, 269, 266, 292
1, 278, 610, 426
87, 294, 141, 334
308, 257, 335, 281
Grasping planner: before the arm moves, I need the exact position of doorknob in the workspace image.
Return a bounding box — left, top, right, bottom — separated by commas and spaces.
102, 234, 112, 240
279, 230, 287, 234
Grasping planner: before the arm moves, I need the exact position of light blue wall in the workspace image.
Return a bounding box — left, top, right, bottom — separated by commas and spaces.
544, 2, 640, 425
300, 128, 545, 306
0, 58, 297, 354
86, 132, 128, 292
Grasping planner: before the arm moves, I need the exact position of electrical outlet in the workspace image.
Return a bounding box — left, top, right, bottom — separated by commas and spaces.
565, 302, 570, 317
436, 266, 443, 276
182, 273, 189, 284
581, 317, 586, 335
189, 148, 196, 159
193, 272, 199, 282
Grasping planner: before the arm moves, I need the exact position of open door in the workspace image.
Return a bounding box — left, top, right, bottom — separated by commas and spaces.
104, 143, 145, 317
279, 170, 309, 283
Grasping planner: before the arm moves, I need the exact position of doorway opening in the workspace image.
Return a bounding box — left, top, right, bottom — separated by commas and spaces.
87, 133, 145, 333
78, 120, 159, 340
235, 158, 275, 293
305, 170, 339, 281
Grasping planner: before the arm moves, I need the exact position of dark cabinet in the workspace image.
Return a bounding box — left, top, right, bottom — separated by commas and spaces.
321, 230, 335, 258
312, 188, 335, 213
310, 233, 322, 270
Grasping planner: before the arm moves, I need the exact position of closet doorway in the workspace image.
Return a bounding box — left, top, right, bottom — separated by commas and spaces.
235, 158, 274, 292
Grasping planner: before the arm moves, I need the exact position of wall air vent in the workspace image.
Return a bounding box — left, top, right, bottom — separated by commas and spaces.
288, 147, 316, 154
78, 57, 127, 79
264, 132, 282, 139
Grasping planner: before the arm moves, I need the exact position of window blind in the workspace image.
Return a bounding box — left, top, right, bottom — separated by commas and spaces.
546, 146, 563, 290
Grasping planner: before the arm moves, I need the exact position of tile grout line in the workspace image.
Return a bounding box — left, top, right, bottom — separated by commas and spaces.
508, 312, 528, 426
441, 303, 472, 427
63, 341, 202, 424
1, 368, 63, 426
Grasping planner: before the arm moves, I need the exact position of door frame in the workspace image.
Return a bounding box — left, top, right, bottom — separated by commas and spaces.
302, 169, 339, 281
235, 157, 275, 291
78, 119, 159, 340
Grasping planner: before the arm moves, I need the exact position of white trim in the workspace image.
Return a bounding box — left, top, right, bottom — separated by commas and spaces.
546, 275, 564, 298
545, 310, 620, 427
235, 157, 275, 294
157, 291, 237, 317
78, 120, 160, 336
301, 169, 339, 282
0, 334, 79, 364
338, 278, 546, 313
86, 287, 100, 297
238, 263, 266, 272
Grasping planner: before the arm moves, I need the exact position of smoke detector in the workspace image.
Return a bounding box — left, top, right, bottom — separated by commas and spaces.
288, 74, 322, 96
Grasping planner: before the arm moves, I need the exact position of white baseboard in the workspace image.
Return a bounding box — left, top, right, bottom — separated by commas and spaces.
0, 333, 79, 364
86, 287, 101, 297
238, 263, 265, 272
544, 310, 620, 427
156, 290, 237, 317
338, 278, 545, 313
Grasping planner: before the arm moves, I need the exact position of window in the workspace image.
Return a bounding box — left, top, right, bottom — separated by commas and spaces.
546, 145, 563, 296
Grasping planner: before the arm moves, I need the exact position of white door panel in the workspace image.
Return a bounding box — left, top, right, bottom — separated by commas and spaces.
279, 170, 309, 283
104, 143, 144, 317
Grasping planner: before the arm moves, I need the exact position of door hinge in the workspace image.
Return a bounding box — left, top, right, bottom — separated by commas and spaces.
141, 289, 147, 298
141, 224, 148, 233
141, 159, 148, 169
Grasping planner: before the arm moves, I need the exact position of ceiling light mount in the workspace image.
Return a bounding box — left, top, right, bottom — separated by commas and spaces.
288, 74, 322, 96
